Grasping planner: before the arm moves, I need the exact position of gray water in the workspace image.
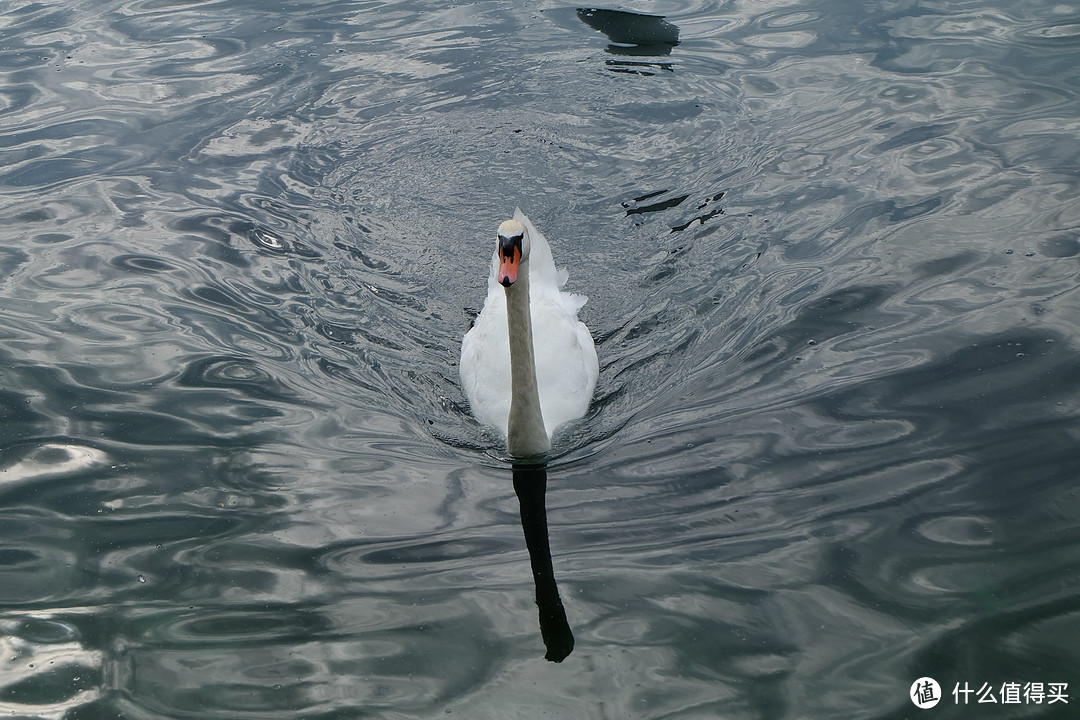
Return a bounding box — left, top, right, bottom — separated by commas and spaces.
1, 0, 1079, 718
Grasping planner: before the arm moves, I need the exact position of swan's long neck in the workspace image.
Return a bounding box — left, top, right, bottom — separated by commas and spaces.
505, 259, 551, 457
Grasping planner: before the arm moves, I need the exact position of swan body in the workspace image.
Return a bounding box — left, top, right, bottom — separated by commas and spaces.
460, 209, 598, 456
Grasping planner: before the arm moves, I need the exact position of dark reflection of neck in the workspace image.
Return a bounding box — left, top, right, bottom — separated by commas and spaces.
512, 463, 574, 663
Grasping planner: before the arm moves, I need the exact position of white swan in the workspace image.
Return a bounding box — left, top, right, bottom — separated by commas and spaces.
460, 209, 599, 457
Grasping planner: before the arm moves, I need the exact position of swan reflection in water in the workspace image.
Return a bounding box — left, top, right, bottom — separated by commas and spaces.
512, 462, 574, 663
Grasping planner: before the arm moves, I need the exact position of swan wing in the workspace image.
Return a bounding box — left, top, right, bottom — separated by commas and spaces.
530, 293, 599, 436
461, 287, 512, 435
514, 208, 560, 291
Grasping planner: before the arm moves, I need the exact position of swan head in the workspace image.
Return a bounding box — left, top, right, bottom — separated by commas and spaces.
496, 219, 529, 287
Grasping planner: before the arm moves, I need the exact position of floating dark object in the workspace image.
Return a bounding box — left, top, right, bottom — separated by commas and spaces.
577, 7, 680, 56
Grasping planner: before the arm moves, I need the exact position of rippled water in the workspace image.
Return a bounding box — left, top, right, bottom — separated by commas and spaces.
1, 0, 1079, 717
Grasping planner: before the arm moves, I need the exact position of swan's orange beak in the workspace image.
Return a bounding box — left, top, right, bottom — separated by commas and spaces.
498, 244, 521, 287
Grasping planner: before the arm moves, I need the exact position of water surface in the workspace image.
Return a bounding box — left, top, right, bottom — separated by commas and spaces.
1, 0, 1079, 717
